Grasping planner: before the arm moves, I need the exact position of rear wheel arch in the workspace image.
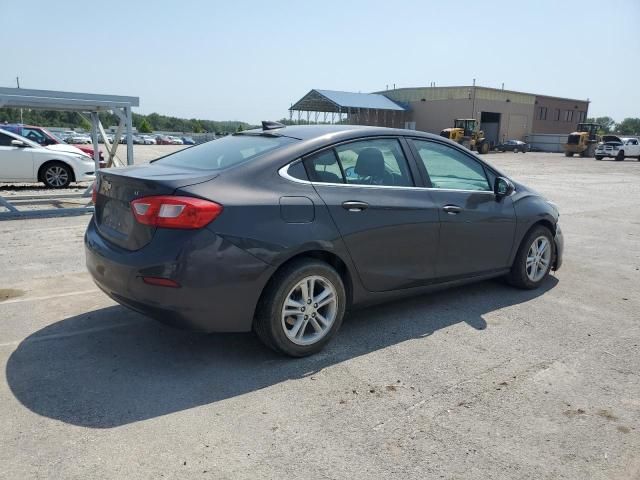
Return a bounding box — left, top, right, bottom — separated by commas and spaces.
258, 250, 354, 312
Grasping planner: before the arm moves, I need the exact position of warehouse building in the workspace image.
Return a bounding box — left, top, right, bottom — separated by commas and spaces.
289, 85, 589, 146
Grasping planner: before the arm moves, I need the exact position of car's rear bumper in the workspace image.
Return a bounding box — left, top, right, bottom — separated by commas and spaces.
85, 218, 275, 332
553, 224, 564, 271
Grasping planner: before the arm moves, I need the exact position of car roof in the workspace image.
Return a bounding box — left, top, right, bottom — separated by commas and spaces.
241, 124, 438, 141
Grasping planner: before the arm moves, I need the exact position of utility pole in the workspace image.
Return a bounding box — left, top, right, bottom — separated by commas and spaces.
16, 76, 23, 124
471, 78, 477, 120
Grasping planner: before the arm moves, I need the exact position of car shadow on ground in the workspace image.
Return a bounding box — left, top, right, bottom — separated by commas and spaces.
6, 276, 557, 429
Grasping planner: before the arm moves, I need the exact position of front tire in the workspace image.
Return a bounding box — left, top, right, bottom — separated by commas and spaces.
42, 162, 73, 188
506, 225, 555, 290
616, 151, 625, 161
564, 151, 573, 157
595, 156, 603, 160
254, 259, 346, 357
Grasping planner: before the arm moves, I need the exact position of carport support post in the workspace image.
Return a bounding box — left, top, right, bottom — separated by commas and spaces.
90, 112, 100, 171
125, 106, 133, 166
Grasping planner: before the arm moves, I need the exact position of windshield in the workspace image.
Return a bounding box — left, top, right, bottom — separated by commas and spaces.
46, 129, 64, 142
154, 134, 296, 170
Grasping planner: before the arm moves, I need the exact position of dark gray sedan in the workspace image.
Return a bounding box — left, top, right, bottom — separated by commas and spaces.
85, 124, 563, 357
496, 140, 529, 153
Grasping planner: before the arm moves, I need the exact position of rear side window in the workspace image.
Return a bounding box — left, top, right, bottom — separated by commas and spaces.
154, 134, 295, 170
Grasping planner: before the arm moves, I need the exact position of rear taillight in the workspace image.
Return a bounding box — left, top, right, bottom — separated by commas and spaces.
130, 195, 223, 229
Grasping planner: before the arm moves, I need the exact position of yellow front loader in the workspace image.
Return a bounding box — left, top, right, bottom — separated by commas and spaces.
440, 119, 490, 154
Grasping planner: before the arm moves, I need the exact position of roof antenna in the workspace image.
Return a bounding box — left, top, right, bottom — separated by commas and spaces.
262, 120, 285, 131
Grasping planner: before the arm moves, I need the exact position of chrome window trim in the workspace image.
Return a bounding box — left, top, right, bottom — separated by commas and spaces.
278, 163, 501, 195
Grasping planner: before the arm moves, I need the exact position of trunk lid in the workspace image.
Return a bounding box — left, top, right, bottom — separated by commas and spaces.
94, 163, 217, 250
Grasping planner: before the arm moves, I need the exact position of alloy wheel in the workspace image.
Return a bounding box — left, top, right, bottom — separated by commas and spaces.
281, 275, 338, 346
526, 235, 551, 282
45, 166, 69, 187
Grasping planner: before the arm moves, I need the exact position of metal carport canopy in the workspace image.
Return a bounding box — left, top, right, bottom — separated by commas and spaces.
290, 89, 406, 113
0, 87, 138, 111
0, 87, 139, 167
0, 87, 140, 220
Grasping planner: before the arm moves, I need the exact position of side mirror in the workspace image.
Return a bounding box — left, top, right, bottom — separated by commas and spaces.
494, 176, 515, 198
10, 139, 27, 148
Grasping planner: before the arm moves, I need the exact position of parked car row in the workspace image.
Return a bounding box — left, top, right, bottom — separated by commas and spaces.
154, 135, 195, 145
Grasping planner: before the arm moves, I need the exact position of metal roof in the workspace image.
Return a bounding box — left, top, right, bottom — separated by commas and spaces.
290, 89, 405, 112
0, 87, 139, 112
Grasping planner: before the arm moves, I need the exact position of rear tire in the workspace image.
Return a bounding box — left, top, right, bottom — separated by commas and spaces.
254, 259, 346, 357
506, 225, 555, 290
595, 156, 603, 160
41, 162, 73, 188
616, 150, 625, 161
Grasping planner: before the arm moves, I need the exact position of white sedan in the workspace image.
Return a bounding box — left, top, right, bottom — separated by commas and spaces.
0, 128, 97, 188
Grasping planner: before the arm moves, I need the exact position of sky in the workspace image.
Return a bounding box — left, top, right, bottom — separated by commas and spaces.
1, 0, 639, 124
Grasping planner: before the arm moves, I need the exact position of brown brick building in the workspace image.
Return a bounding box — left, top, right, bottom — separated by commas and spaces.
290, 86, 589, 146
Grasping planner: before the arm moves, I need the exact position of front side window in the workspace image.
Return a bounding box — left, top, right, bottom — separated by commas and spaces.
22, 128, 47, 145
334, 138, 413, 187
411, 140, 491, 191
154, 133, 295, 170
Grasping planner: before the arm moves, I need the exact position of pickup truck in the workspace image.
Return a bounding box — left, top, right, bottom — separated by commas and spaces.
595, 135, 640, 161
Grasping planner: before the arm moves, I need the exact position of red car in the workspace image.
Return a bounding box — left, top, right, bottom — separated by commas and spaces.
155, 135, 173, 145
3, 124, 105, 166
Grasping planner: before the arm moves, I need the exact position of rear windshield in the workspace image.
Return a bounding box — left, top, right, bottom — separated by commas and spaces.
153, 134, 295, 170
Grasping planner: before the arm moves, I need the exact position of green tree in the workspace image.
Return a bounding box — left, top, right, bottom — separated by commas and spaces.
586, 116, 616, 134
191, 120, 204, 133
236, 124, 244, 132
79, 115, 92, 132
616, 118, 640, 135
138, 118, 152, 133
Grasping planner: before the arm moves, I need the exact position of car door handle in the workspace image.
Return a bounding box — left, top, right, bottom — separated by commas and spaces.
342, 201, 369, 212
443, 205, 463, 215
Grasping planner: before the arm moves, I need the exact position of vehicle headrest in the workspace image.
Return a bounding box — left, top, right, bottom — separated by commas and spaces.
354, 148, 385, 177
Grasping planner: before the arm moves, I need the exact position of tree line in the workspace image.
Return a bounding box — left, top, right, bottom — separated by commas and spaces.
586, 116, 640, 135
0, 108, 253, 135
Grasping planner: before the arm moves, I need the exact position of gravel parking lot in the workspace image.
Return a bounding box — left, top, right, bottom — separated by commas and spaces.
0, 152, 638, 479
